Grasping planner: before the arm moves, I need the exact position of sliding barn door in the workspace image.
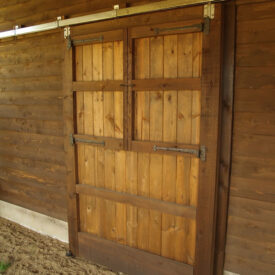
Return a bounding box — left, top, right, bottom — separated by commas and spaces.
128, 24, 203, 264
64, 7, 222, 275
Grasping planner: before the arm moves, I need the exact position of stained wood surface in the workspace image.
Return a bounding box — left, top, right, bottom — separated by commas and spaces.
195, 5, 222, 275
0, 30, 66, 220
0, 0, 203, 226
224, 1, 275, 275
78, 232, 193, 275
72, 20, 204, 268
215, 2, 236, 275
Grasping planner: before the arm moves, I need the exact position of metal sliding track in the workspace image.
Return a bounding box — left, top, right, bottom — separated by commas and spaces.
0, 0, 226, 40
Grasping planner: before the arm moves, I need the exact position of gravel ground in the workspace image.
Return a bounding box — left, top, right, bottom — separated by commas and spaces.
0, 217, 119, 275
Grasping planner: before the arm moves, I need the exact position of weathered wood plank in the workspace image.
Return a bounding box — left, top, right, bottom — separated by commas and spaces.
78, 231, 193, 275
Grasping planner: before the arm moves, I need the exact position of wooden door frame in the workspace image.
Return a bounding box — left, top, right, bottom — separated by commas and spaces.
194, 4, 224, 275
63, 4, 226, 275
63, 38, 79, 256
214, 1, 236, 275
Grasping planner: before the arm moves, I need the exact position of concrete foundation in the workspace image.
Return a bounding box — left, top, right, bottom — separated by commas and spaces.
0, 200, 68, 243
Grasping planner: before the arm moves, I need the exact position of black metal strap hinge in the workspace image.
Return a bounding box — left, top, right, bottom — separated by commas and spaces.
70, 134, 105, 146
153, 145, 206, 161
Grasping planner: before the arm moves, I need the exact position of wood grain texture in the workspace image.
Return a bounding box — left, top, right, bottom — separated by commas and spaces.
224, 1, 275, 275
195, 4, 223, 275
215, 1, 236, 274
78, 231, 193, 275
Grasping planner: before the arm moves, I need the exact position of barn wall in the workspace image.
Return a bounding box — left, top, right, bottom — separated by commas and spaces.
0, 0, 274, 274
0, 0, 161, 222
224, 1, 275, 274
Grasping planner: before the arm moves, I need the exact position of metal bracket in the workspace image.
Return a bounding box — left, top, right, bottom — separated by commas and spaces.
72, 36, 104, 46
203, 3, 215, 35
64, 27, 72, 49
153, 145, 207, 161
70, 134, 74, 146
65, 34, 103, 50
70, 134, 105, 146
200, 146, 206, 162
204, 3, 215, 19
154, 23, 203, 35
66, 250, 75, 258
64, 26, 70, 39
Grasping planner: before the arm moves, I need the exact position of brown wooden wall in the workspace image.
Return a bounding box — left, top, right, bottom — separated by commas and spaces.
224, 1, 275, 274
0, 0, 160, 222
0, 0, 275, 274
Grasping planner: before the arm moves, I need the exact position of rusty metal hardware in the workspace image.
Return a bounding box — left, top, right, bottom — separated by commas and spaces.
154, 23, 204, 35
153, 145, 206, 161
203, 3, 215, 35
67, 35, 104, 49
204, 3, 215, 19
70, 134, 105, 146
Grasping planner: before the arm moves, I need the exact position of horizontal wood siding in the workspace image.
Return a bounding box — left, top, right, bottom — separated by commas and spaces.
225, 1, 275, 274
0, 30, 67, 220
0, 0, 163, 222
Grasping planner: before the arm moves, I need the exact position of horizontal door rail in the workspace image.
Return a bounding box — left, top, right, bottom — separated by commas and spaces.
71, 134, 124, 150
0, 0, 226, 40
78, 232, 193, 275
132, 78, 201, 91
76, 184, 196, 219
73, 80, 123, 92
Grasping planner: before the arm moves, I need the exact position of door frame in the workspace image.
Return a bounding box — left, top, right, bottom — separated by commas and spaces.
63, 4, 224, 275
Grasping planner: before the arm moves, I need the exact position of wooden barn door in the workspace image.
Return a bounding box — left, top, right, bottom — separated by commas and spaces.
64, 6, 222, 275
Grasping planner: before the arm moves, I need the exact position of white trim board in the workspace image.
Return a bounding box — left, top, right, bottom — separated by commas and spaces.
0, 200, 68, 243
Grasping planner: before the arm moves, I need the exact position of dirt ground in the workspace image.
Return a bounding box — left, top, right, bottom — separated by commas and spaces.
0, 217, 120, 275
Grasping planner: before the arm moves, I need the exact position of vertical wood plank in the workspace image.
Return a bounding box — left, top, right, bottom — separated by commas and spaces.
102, 41, 116, 241
135, 38, 150, 141
215, 2, 236, 274
134, 37, 150, 251
92, 42, 104, 238
75, 46, 86, 232
126, 151, 138, 248
114, 40, 124, 139
115, 151, 126, 244
162, 34, 178, 260
177, 31, 197, 264
178, 33, 193, 78
82, 45, 97, 234
113, 40, 126, 245
137, 152, 150, 250
148, 35, 163, 255
63, 41, 79, 256
149, 154, 162, 255
195, 5, 223, 275
192, 32, 202, 78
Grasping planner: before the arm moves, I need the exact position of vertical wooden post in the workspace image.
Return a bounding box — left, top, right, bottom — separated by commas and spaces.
215, 1, 236, 274
195, 4, 223, 275
63, 39, 79, 256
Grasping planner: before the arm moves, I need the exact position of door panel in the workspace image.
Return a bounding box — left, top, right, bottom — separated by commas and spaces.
64, 7, 222, 273
128, 31, 202, 263
73, 29, 201, 261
